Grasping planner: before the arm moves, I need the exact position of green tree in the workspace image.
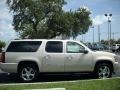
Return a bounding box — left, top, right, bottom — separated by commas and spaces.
0, 40, 6, 52
116, 38, 120, 44
101, 39, 117, 45
7, 0, 92, 39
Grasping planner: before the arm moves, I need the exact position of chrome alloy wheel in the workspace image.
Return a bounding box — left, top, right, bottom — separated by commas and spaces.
21, 67, 35, 81
98, 65, 110, 79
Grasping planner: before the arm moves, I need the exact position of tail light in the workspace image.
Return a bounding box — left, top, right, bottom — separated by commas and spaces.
0, 52, 5, 63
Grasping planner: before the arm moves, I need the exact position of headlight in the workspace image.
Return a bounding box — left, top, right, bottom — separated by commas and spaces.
114, 56, 120, 62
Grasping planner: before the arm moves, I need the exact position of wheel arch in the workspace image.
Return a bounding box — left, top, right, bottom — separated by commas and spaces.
17, 61, 39, 73
94, 60, 114, 72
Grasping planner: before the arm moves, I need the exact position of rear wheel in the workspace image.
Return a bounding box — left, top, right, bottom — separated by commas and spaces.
18, 64, 38, 82
95, 63, 112, 79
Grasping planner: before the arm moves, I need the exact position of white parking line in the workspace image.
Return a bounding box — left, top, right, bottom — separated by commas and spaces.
24, 88, 66, 90
0, 77, 120, 87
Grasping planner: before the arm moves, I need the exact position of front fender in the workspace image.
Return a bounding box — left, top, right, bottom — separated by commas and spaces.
95, 56, 114, 62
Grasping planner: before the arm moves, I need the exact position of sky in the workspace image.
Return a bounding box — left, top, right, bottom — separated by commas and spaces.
0, 0, 120, 42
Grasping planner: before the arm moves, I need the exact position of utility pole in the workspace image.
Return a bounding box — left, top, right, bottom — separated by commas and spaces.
112, 32, 114, 40
91, 26, 94, 44
104, 13, 112, 51
98, 25, 100, 45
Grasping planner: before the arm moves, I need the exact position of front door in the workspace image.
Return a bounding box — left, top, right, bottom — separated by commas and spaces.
65, 41, 93, 72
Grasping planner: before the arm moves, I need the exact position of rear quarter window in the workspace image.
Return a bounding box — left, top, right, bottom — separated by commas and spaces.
6, 41, 42, 52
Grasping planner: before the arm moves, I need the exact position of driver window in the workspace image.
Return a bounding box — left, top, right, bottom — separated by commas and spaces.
67, 42, 85, 53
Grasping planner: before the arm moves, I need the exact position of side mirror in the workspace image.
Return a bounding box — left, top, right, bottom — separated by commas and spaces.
80, 50, 88, 54
83, 50, 88, 54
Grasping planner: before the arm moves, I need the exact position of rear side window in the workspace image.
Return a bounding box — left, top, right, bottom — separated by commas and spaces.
6, 41, 42, 52
45, 41, 63, 53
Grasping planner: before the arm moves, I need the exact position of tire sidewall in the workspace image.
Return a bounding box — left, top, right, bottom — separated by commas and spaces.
18, 64, 38, 82
95, 63, 112, 79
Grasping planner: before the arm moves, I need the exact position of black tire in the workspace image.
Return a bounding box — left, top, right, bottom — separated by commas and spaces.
18, 64, 38, 82
94, 63, 112, 79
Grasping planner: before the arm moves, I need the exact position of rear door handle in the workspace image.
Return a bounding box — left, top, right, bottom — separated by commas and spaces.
44, 55, 50, 60
67, 55, 72, 60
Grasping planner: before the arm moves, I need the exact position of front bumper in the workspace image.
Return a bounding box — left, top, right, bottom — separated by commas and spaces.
0, 63, 18, 73
113, 62, 119, 74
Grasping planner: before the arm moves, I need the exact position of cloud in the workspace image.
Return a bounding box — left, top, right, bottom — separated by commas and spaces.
0, 20, 13, 32
0, 32, 4, 36
80, 5, 91, 12
0, 0, 17, 41
0, 1, 12, 22
92, 14, 114, 26
92, 15, 107, 25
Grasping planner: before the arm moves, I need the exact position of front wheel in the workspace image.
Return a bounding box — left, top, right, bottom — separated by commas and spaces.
18, 64, 38, 82
95, 63, 112, 79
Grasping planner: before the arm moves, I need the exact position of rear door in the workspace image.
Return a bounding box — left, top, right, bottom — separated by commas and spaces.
42, 41, 65, 72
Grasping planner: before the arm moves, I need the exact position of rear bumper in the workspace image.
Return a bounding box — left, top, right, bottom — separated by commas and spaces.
0, 63, 18, 73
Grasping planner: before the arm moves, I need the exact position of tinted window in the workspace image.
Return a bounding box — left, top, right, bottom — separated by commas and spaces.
67, 42, 85, 53
7, 41, 42, 52
45, 41, 63, 53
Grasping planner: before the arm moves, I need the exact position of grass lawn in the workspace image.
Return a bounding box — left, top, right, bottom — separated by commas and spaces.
0, 78, 120, 90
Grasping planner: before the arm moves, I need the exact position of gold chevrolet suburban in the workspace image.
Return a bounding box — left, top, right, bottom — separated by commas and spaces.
0, 39, 119, 82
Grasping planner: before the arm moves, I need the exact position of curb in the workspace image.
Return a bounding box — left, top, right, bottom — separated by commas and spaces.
0, 77, 120, 87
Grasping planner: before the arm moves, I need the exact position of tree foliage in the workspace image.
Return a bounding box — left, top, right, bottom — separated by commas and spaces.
0, 40, 6, 52
7, 0, 92, 39
116, 38, 120, 44
101, 38, 120, 45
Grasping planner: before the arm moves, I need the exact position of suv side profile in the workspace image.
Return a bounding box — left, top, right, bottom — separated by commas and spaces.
0, 39, 119, 82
